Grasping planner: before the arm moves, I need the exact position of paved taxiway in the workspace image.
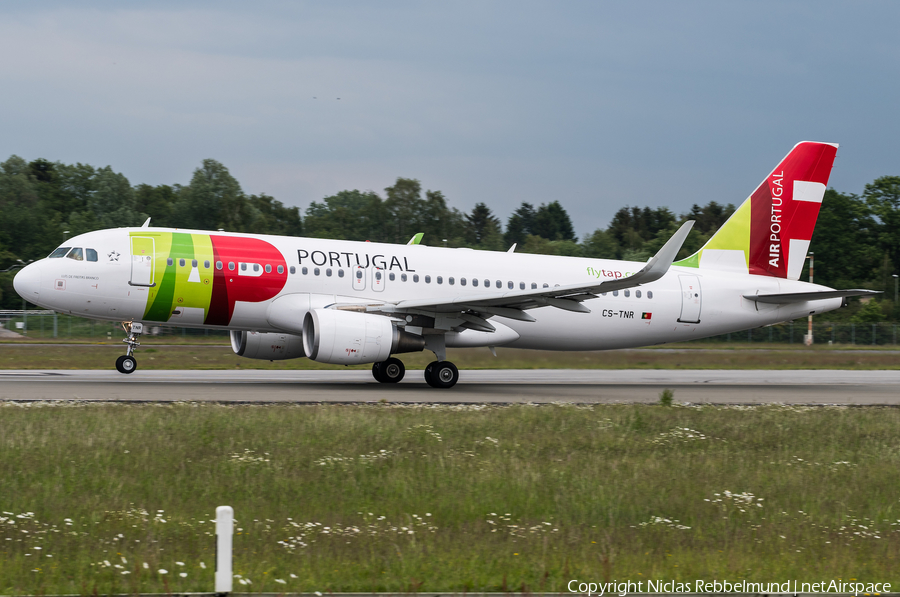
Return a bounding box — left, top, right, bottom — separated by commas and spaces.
1, 369, 899, 404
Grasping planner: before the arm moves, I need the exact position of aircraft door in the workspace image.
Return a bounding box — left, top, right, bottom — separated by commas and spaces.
677, 274, 701, 323
130, 236, 156, 287
352, 265, 366, 291
372, 266, 385, 292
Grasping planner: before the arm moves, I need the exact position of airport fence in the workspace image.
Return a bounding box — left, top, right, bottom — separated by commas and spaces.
1, 310, 898, 346
0, 310, 230, 341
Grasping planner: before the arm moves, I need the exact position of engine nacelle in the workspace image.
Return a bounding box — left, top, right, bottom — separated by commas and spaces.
230, 331, 306, 360
302, 309, 425, 365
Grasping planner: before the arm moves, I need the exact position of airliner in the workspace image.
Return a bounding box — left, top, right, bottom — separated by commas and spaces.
13, 142, 875, 387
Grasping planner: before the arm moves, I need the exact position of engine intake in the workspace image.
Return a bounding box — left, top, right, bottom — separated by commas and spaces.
302, 309, 425, 365
230, 331, 306, 360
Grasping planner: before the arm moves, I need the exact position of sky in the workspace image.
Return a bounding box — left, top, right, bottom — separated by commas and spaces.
1, 1, 898, 237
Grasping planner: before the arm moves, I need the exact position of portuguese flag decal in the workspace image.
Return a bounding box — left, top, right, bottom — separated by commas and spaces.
641, 312, 652, 320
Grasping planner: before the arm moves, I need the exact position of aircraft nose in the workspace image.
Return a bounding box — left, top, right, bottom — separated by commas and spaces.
13, 263, 41, 301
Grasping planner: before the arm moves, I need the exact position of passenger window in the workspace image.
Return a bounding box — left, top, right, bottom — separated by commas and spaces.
519, 282, 525, 290
49, 247, 71, 258
326, 268, 332, 277
302, 267, 309, 275
531, 283, 537, 289
437, 276, 443, 284
388, 272, 395, 281
338, 269, 345, 278
508, 281, 514, 289
613, 290, 619, 297
495, 280, 502, 288
167, 258, 174, 266
424, 275, 431, 283
86, 248, 98, 262
228, 262, 235, 271
253, 264, 260, 272
461, 278, 467, 286
180, 259, 186, 267
401, 273, 408, 282
601, 292, 607, 296
647, 291, 653, 299
449, 277, 455, 285
484, 279, 490, 287
277, 265, 284, 274
413, 274, 420, 283
472, 279, 478, 287
192, 259, 198, 267
216, 261, 223, 270
240, 263, 247, 271
289, 266, 296, 274
204, 260, 210, 269
314, 268, 320, 276
375, 271, 381, 280
636, 290, 642, 298
543, 283, 549, 288
265, 264, 272, 273
624, 290, 630, 297
356, 270, 363, 279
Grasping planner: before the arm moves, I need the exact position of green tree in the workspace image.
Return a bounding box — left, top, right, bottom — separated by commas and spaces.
135, 184, 177, 227
809, 190, 880, 290
864, 176, 900, 280
581, 228, 620, 259
173, 160, 247, 231
531, 201, 576, 241
465, 203, 504, 250
305, 190, 387, 241
505, 202, 536, 246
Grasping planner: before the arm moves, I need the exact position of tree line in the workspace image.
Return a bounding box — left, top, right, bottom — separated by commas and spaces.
1, 155, 899, 321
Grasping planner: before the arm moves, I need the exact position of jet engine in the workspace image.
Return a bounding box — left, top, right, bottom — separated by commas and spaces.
302, 309, 425, 365
230, 331, 306, 360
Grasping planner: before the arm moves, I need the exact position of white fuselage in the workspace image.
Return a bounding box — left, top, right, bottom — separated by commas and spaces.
14, 227, 842, 351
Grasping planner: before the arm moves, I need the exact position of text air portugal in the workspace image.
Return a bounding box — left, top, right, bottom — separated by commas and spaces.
747, 142, 837, 278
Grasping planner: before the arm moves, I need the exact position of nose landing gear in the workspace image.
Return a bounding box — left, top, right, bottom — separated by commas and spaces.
116, 321, 143, 374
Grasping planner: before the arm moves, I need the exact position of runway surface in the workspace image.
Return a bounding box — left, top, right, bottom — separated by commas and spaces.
1, 369, 899, 404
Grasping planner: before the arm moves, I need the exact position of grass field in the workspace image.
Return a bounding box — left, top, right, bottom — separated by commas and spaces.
1, 402, 899, 594
1, 343, 900, 370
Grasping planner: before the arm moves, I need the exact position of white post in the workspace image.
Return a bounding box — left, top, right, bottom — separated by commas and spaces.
215, 506, 233, 594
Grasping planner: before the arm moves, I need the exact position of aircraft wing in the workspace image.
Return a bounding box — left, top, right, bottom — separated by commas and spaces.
364, 221, 694, 327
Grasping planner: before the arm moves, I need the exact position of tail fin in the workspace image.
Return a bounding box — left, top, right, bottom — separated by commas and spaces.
676, 141, 838, 280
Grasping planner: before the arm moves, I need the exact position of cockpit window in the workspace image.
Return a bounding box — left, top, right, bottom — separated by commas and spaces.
66, 248, 84, 261
49, 247, 71, 258
86, 248, 98, 262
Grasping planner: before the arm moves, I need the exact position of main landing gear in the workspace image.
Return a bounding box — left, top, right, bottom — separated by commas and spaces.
372, 357, 406, 383
116, 321, 143, 374
424, 361, 459, 388
371, 356, 460, 388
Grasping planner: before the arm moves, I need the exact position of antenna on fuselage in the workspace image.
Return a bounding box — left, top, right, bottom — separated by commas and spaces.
141, 217, 151, 228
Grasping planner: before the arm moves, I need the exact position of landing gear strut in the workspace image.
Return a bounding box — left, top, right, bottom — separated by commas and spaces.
372, 357, 406, 383
116, 321, 143, 374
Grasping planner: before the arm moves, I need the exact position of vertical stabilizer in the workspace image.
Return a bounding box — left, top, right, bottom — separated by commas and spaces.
676, 141, 838, 280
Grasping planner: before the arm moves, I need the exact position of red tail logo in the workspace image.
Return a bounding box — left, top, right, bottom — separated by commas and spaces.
748, 142, 838, 279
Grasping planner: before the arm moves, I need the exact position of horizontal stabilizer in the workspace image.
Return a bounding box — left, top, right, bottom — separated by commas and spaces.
743, 289, 881, 304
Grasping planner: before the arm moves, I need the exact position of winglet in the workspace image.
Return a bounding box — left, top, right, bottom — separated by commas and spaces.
593, 220, 694, 293
407, 232, 424, 245
141, 217, 151, 228
637, 220, 695, 282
